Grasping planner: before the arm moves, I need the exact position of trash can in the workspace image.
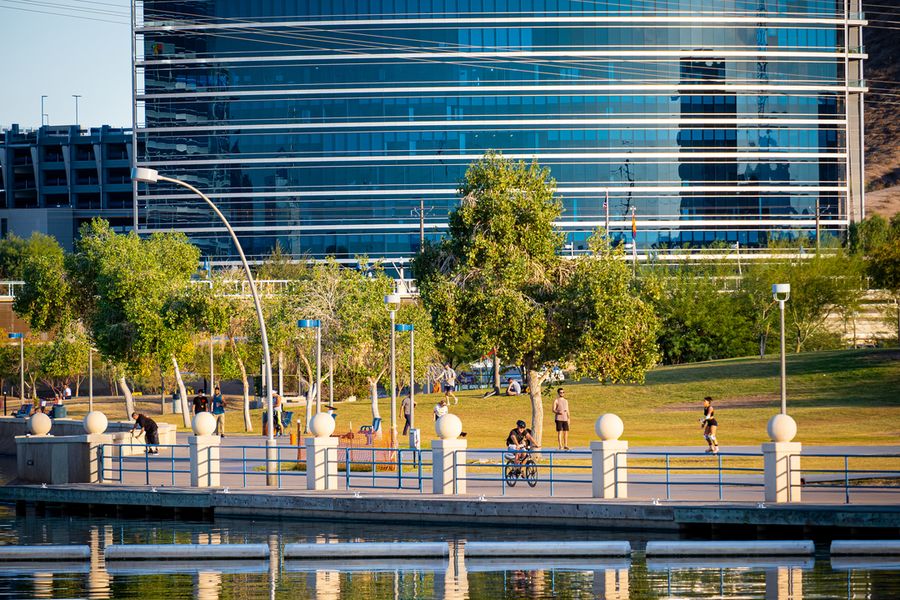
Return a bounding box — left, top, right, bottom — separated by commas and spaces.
50, 405, 67, 419
172, 392, 181, 414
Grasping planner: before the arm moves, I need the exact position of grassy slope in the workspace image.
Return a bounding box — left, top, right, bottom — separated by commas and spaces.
133, 348, 900, 448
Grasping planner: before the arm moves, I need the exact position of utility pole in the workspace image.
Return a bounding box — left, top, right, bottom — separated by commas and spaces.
419, 199, 425, 248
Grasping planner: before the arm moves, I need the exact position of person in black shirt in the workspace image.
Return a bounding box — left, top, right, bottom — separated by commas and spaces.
192, 392, 208, 416
131, 412, 159, 454
506, 419, 539, 466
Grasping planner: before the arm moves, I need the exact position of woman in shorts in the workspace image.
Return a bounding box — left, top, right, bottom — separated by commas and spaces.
700, 396, 719, 454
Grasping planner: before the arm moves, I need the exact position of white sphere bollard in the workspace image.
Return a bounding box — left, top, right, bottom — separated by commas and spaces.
767, 414, 798, 443
435, 414, 463, 440
309, 412, 336, 438
192, 412, 217, 436
29, 413, 52, 436
595, 413, 624, 441
83, 411, 108, 435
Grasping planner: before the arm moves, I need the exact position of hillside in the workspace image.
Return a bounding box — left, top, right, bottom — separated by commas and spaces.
864, 3, 900, 217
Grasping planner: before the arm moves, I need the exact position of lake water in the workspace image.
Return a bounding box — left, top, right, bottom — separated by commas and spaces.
0, 509, 896, 599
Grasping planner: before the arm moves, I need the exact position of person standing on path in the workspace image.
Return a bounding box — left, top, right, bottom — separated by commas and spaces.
211, 386, 226, 438
192, 391, 208, 416
700, 396, 719, 453
130, 412, 159, 454
440, 363, 459, 405
401, 394, 415, 435
551, 387, 570, 450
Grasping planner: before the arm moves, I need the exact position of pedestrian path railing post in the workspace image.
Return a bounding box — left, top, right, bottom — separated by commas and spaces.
189, 413, 221, 488
432, 414, 466, 495
306, 413, 339, 491
591, 414, 628, 499
762, 414, 802, 503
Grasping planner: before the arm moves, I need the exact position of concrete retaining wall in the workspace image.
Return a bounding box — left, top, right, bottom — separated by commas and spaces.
465, 541, 631, 557
0, 416, 176, 456
0, 545, 90, 561
646, 540, 815, 556
831, 540, 900, 555
284, 542, 448, 559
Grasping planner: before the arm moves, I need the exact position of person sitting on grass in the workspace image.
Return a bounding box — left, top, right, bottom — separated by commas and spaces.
505, 377, 521, 396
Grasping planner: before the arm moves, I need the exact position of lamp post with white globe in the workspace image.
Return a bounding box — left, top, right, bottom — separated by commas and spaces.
131, 167, 277, 485
772, 283, 791, 414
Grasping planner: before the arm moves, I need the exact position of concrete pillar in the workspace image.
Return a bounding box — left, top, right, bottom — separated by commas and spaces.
305, 436, 339, 491
763, 414, 801, 503
591, 414, 628, 499
432, 439, 467, 495
432, 414, 465, 495
189, 435, 221, 488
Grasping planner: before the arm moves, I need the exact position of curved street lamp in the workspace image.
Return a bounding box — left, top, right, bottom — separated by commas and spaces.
772, 283, 791, 415
297, 319, 322, 417
132, 167, 277, 484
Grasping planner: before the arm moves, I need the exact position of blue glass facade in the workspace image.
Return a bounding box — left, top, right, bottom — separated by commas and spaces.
133, 0, 866, 262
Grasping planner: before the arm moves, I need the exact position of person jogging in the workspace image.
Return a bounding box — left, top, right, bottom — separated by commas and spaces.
700, 396, 719, 454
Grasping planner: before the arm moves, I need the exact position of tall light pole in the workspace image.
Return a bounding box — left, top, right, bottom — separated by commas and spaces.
395, 323, 415, 448
132, 167, 278, 484
297, 320, 322, 415
772, 284, 791, 415
8, 333, 23, 403
40, 95, 48, 126
88, 346, 95, 412
72, 94, 82, 127
385, 294, 401, 448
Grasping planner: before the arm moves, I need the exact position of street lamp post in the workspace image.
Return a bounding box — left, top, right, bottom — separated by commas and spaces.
131, 167, 278, 485
384, 294, 401, 448
88, 346, 95, 412
395, 323, 415, 448
772, 283, 791, 415
8, 333, 23, 404
297, 320, 322, 416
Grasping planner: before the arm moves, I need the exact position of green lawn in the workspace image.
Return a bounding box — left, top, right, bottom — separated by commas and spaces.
70, 348, 900, 448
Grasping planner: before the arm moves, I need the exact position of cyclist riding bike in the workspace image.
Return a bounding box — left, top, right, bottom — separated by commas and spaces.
506, 420, 539, 468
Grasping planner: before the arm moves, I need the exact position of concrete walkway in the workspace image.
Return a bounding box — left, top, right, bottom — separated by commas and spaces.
105, 437, 900, 505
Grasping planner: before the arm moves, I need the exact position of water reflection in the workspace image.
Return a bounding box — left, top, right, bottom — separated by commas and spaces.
0, 511, 895, 599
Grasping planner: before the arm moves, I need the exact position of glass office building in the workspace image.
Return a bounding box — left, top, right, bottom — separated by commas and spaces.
133, 0, 866, 263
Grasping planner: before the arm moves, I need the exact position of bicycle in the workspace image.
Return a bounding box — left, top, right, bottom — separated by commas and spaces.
504, 453, 538, 488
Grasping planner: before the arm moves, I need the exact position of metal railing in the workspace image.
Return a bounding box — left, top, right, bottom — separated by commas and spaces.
338, 446, 426, 491
454, 449, 592, 497
789, 453, 900, 504
99, 443, 191, 486
618, 450, 765, 501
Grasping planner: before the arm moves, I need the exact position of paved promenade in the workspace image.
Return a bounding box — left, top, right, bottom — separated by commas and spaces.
96, 434, 900, 506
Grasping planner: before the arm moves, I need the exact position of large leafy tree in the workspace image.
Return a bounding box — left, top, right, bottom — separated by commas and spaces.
67, 220, 201, 422
414, 153, 659, 444
867, 218, 900, 341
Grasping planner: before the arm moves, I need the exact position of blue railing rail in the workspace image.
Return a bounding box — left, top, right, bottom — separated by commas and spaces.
335, 446, 427, 492
788, 453, 900, 504
98, 443, 191, 486
453, 448, 592, 497
617, 451, 765, 501
216, 444, 427, 490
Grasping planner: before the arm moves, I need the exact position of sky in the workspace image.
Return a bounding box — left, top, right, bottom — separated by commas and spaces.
0, 0, 133, 130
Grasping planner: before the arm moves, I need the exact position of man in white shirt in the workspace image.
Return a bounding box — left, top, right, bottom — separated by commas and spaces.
440, 363, 459, 405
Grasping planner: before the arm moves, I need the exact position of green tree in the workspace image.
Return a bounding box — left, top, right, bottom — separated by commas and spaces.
12, 233, 72, 332
868, 226, 900, 342
741, 247, 865, 353
68, 219, 201, 422
0, 235, 28, 279
414, 153, 659, 444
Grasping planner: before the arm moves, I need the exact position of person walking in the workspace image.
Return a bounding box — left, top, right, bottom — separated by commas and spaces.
551, 387, 570, 450
192, 391, 208, 416
130, 412, 159, 455
273, 392, 283, 436
210, 386, 226, 438
700, 396, 719, 453
440, 363, 458, 405
401, 394, 415, 435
